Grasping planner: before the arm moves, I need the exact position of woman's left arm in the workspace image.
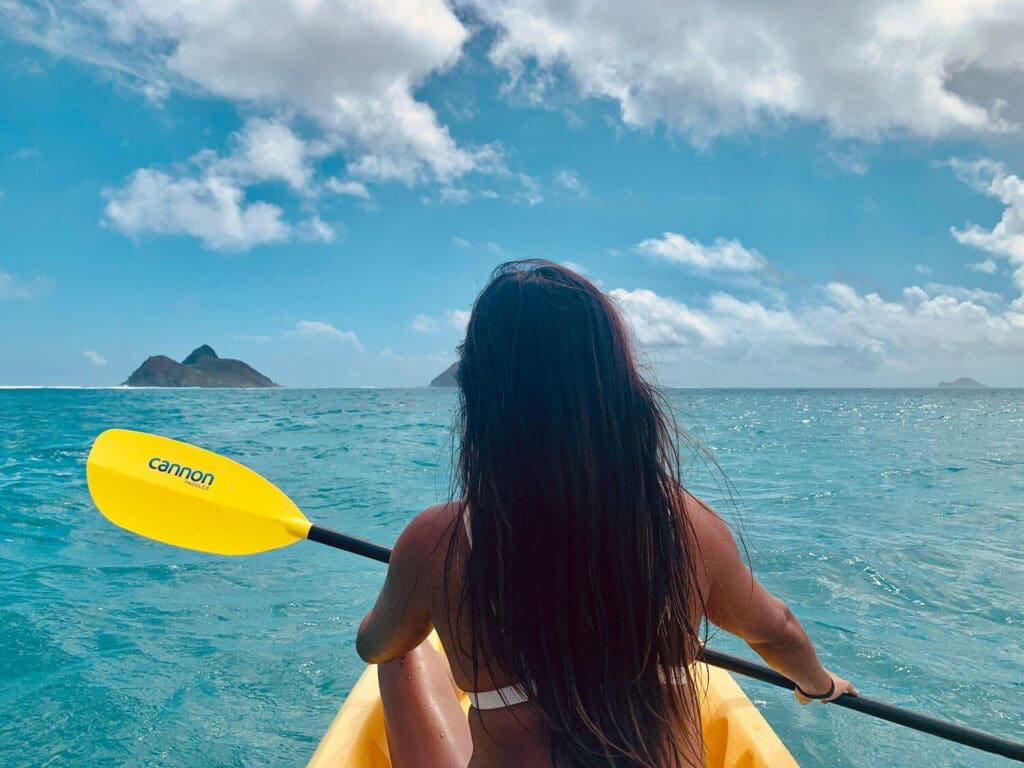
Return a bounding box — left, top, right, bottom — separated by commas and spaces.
356, 509, 438, 664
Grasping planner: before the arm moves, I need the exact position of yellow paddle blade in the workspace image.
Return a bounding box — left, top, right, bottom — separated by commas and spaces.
87, 429, 313, 556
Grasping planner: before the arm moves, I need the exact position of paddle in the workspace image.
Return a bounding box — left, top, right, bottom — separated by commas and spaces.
86, 429, 1024, 763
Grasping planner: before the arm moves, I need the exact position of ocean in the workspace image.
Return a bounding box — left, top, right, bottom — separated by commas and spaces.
1, 388, 1020, 767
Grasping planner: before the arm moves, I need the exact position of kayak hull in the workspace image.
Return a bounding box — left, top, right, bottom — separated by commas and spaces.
310, 638, 799, 768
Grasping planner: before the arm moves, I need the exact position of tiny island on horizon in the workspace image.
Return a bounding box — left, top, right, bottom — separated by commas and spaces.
936, 377, 989, 389
429, 362, 992, 390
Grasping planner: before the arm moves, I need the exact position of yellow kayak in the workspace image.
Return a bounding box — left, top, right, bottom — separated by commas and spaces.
309, 637, 799, 768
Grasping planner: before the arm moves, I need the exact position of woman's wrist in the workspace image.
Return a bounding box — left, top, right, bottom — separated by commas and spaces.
795, 674, 835, 700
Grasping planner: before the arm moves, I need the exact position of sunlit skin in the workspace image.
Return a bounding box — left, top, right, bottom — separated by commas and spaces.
357, 262, 857, 768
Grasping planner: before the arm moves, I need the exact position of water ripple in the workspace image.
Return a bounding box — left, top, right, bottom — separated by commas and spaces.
0, 388, 1021, 768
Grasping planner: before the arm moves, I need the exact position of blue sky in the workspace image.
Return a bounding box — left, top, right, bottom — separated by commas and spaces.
2, 1, 1024, 387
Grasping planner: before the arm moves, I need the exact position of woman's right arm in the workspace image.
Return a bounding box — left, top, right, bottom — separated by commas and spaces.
688, 493, 858, 703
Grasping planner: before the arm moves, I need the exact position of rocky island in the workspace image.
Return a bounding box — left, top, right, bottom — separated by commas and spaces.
124, 345, 277, 388
937, 377, 988, 389
430, 361, 459, 387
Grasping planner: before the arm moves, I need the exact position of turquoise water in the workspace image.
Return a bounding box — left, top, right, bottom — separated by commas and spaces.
1, 388, 1021, 767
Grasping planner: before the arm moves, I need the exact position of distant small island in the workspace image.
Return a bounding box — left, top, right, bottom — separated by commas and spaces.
124, 345, 278, 388
937, 377, 988, 390
430, 362, 459, 387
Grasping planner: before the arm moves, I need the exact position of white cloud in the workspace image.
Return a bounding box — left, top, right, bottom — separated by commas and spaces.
103, 168, 291, 251
945, 157, 1009, 194
434, 186, 471, 205
10, 0, 1024, 167
948, 158, 1024, 307
514, 174, 543, 206
102, 118, 341, 250
452, 236, 471, 249
446, 309, 470, 330
0, 269, 47, 300
83, 350, 107, 366
412, 309, 470, 333
412, 314, 440, 333
214, 119, 313, 192
4, 1, 494, 187
325, 178, 371, 199
635, 232, 767, 272
915, 264, 931, 275
472, 0, 1023, 144
297, 215, 336, 243
286, 320, 362, 349
555, 169, 587, 196
922, 282, 1002, 306
612, 280, 1024, 385
614, 172, 1024, 382
824, 143, 870, 176
970, 258, 998, 274
610, 288, 724, 347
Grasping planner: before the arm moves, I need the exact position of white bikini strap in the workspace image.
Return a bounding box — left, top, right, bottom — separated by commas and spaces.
461, 506, 472, 547
467, 683, 530, 710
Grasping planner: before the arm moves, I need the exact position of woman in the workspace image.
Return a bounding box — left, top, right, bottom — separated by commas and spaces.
357, 261, 857, 768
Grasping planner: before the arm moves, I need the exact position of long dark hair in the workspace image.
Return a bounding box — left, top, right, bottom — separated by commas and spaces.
449, 260, 705, 767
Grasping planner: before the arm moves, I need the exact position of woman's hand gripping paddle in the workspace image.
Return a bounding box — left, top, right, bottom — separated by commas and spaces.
86, 428, 390, 562
85, 429, 1024, 763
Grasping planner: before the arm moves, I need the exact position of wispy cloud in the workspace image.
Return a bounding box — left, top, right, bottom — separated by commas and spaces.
325, 178, 370, 199
412, 314, 440, 333
0, 269, 48, 300
446, 309, 470, 330
554, 169, 587, 197
297, 215, 336, 243
970, 259, 998, 274
83, 350, 107, 366
412, 309, 470, 333
285, 320, 362, 350
514, 174, 543, 206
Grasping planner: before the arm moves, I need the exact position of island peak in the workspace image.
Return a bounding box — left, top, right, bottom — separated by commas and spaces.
181, 344, 219, 365
430, 362, 459, 388
124, 345, 277, 388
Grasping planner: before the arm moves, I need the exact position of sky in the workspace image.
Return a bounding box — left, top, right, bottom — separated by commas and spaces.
2, 1, 1024, 388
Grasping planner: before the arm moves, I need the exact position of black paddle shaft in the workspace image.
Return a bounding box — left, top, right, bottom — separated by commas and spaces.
307, 525, 390, 564
699, 648, 1024, 763
308, 523, 1024, 763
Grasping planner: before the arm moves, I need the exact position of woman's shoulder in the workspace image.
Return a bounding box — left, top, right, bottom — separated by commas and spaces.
394, 501, 463, 564
681, 490, 741, 576
683, 491, 729, 539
